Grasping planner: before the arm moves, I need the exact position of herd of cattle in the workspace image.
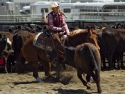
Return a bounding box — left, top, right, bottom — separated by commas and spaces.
0, 23, 125, 93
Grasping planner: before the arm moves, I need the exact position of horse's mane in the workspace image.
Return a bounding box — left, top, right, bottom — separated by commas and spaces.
69, 29, 88, 37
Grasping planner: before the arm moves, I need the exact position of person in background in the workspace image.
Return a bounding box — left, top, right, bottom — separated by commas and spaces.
47, 1, 70, 62
41, 9, 46, 22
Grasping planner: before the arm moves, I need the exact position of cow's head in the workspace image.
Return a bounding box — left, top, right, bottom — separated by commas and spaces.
5, 37, 14, 53
13, 61, 26, 73
12, 51, 26, 73
13, 57, 37, 74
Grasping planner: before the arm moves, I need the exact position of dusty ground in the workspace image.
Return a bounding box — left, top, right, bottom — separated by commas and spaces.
0, 66, 125, 94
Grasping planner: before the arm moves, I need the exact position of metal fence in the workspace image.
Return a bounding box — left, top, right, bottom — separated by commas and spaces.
0, 20, 125, 31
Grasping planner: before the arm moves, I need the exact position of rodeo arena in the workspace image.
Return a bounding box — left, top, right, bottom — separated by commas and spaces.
1, 0, 125, 94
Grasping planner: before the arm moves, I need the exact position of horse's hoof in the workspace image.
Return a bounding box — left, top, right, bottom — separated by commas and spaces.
36, 77, 43, 82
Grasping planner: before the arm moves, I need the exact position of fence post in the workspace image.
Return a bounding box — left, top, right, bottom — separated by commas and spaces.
79, 21, 84, 29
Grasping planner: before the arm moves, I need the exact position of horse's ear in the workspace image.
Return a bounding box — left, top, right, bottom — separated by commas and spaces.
87, 26, 92, 35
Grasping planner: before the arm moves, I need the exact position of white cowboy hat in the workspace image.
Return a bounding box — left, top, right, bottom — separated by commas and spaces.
49, 2, 60, 10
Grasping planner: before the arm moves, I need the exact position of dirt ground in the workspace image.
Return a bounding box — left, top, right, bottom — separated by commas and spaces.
0, 66, 125, 94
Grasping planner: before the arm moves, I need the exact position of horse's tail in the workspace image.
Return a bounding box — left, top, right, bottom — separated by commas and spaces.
87, 45, 99, 79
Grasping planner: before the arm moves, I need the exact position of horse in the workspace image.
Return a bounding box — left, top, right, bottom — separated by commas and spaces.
14, 26, 100, 82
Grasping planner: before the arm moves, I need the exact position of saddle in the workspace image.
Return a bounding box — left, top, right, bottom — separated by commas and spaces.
33, 29, 66, 61
33, 30, 53, 52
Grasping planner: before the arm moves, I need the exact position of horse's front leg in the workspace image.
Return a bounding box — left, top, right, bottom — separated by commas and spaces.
54, 58, 65, 78
39, 58, 52, 76
32, 63, 43, 82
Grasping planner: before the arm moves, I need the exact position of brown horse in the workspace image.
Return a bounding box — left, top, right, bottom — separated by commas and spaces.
14, 26, 100, 82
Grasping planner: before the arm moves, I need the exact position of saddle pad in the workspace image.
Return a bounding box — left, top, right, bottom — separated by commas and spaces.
33, 32, 53, 51
0, 58, 4, 65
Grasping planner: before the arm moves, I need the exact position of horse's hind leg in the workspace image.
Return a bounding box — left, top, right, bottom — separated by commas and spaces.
77, 71, 90, 89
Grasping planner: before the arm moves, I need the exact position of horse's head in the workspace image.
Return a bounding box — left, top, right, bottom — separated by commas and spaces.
86, 26, 100, 50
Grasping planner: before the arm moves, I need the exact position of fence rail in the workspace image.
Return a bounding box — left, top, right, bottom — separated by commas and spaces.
0, 11, 125, 22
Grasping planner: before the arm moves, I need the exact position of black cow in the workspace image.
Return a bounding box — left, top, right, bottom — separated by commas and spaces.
97, 27, 125, 70
12, 26, 34, 61
63, 43, 102, 93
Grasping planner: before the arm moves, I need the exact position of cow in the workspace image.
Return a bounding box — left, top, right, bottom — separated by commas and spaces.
0, 34, 7, 55
97, 27, 125, 70
0, 34, 11, 72
0, 32, 15, 73
12, 26, 35, 62
63, 43, 102, 93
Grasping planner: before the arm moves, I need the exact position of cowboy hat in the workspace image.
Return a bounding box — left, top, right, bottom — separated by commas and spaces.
49, 2, 60, 10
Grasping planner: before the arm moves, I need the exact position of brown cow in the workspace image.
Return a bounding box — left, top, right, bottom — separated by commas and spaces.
64, 43, 102, 93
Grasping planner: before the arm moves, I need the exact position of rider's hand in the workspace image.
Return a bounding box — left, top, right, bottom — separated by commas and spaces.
61, 26, 66, 31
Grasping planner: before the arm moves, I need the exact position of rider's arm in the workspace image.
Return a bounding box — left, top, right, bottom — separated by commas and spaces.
62, 16, 70, 35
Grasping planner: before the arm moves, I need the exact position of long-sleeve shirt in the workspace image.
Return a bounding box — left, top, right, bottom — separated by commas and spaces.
48, 11, 70, 35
